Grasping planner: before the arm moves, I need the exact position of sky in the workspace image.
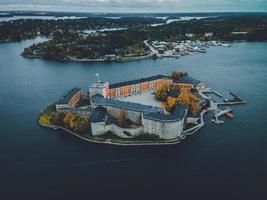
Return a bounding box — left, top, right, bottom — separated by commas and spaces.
0, 0, 267, 13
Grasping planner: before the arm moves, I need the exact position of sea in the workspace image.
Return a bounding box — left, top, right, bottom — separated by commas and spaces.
0, 37, 267, 199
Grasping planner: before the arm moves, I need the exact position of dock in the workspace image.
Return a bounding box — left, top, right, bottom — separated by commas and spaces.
212, 108, 233, 125
217, 91, 247, 105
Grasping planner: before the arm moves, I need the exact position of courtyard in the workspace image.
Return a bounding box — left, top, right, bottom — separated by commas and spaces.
116, 90, 162, 108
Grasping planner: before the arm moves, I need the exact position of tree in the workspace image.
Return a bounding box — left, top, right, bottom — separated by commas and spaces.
155, 84, 168, 101
117, 110, 128, 128
190, 101, 201, 114
64, 112, 75, 127
166, 96, 177, 112
171, 71, 184, 80
177, 89, 201, 114
39, 114, 51, 125
50, 112, 65, 125
177, 90, 191, 106
74, 117, 90, 133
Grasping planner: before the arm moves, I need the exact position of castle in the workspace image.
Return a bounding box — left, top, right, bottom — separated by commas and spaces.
56, 74, 204, 140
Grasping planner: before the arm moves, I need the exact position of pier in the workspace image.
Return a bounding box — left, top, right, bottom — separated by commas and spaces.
217, 91, 247, 105
183, 88, 247, 131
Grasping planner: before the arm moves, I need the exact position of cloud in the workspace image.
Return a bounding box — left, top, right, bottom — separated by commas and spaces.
0, 0, 266, 12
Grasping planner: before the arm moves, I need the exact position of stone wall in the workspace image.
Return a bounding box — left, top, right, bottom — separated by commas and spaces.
91, 121, 107, 136
186, 117, 199, 124
107, 124, 144, 138
142, 114, 186, 139
91, 122, 144, 138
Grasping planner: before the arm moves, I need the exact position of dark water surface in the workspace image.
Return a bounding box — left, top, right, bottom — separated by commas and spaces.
0, 38, 267, 199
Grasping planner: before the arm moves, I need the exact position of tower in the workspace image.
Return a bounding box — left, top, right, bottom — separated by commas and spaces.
89, 73, 110, 98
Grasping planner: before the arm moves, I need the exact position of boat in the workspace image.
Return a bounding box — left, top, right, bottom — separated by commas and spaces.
226, 112, 234, 119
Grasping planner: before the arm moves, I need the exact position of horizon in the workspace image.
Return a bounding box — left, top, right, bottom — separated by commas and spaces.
0, 0, 267, 13
1, 10, 267, 14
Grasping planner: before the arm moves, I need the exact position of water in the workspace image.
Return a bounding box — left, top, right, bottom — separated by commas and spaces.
0, 38, 267, 199
0, 16, 87, 22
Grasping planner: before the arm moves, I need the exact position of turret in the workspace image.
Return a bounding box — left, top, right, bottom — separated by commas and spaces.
89, 73, 110, 99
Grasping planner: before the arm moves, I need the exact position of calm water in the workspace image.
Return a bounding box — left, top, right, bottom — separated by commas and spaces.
0, 38, 267, 199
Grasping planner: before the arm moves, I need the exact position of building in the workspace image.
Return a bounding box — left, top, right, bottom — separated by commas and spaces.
108, 75, 172, 98
90, 94, 187, 139
89, 75, 190, 140
55, 87, 82, 111
89, 80, 109, 99
185, 33, 195, 38
204, 32, 213, 37
55, 75, 202, 140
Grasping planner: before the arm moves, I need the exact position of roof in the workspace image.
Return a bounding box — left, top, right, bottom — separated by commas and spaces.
143, 105, 187, 121
91, 94, 187, 122
173, 75, 201, 85
167, 89, 180, 98
91, 94, 152, 112
90, 107, 107, 123
109, 75, 171, 89
57, 87, 81, 105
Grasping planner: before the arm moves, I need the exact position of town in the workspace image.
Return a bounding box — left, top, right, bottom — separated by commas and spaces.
38, 71, 246, 145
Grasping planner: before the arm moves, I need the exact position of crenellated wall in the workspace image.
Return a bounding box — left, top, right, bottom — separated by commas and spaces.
91, 122, 144, 138
142, 112, 186, 139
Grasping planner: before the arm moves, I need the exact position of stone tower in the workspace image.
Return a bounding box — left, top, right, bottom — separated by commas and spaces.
89, 73, 109, 98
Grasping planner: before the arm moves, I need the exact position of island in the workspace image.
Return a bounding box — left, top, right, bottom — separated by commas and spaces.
1, 13, 266, 62
38, 71, 246, 145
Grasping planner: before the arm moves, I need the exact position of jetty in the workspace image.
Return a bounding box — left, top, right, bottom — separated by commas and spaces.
217, 91, 247, 105
212, 108, 233, 124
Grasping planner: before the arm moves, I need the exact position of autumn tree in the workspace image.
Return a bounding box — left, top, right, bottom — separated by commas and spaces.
39, 114, 51, 125
166, 96, 177, 112
117, 110, 128, 128
171, 71, 184, 80
50, 112, 65, 125
63, 112, 90, 133
155, 84, 169, 101
177, 89, 201, 114
190, 101, 201, 114
64, 112, 75, 127
73, 116, 90, 133
177, 90, 191, 106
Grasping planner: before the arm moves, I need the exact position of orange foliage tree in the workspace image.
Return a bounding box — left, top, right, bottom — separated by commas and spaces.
155, 84, 169, 101
176, 89, 201, 114
166, 96, 177, 112
117, 110, 128, 128
171, 71, 185, 80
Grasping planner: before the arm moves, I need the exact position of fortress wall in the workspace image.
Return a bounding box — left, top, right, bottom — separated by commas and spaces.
142, 115, 186, 139
108, 124, 144, 138
91, 122, 144, 137
91, 121, 107, 136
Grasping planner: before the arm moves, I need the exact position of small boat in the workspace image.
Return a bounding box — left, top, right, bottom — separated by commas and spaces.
226, 112, 234, 119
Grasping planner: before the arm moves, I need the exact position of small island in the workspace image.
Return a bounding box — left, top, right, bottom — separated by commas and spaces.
6, 15, 265, 62
38, 71, 246, 145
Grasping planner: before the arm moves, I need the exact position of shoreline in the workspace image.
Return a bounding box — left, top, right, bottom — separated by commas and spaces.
38, 121, 182, 146
21, 53, 155, 63
20, 40, 267, 63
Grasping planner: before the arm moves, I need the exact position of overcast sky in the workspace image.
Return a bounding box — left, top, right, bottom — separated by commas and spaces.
1, 0, 267, 13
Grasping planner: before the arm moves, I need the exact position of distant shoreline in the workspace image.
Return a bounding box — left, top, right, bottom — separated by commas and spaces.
22, 54, 155, 63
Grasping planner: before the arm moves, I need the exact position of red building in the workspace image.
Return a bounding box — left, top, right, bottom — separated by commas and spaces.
108, 75, 172, 98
